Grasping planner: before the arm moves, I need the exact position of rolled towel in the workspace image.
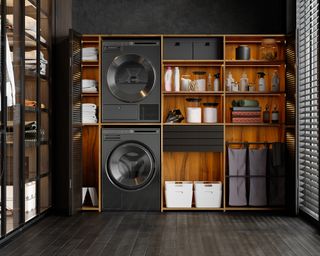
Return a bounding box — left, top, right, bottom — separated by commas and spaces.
232, 99, 259, 107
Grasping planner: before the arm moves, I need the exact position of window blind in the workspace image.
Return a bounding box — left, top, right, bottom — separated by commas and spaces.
297, 0, 319, 220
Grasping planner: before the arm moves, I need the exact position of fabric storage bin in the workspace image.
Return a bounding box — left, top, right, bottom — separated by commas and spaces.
193, 38, 223, 60
165, 181, 193, 208
194, 181, 222, 208
163, 38, 193, 60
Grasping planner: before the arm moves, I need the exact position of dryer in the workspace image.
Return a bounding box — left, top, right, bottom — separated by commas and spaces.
102, 39, 161, 122
102, 128, 160, 211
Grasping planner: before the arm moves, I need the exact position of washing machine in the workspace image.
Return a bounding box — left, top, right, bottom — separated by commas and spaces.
102, 128, 161, 211
102, 38, 161, 122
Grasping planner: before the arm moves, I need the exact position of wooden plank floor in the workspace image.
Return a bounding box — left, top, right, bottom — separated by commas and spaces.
0, 212, 320, 256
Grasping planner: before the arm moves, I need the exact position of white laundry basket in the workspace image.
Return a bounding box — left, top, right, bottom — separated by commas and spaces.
165, 181, 193, 208
194, 181, 222, 208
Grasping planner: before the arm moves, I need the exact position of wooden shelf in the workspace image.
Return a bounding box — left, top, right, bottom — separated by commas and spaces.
82, 61, 99, 67
82, 93, 99, 97
225, 92, 285, 96
101, 122, 161, 126
163, 207, 224, 211
163, 123, 224, 126
163, 91, 224, 96
82, 206, 99, 211
225, 60, 284, 66
225, 123, 283, 127
162, 60, 224, 67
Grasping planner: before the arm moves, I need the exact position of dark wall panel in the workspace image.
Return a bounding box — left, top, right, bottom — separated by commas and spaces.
72, 0, 286, 34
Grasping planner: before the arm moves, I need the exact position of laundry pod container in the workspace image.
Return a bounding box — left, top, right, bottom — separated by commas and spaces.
186, 97, 202, 123
203, 102, 219, 123
165, 181, 193, 208
194, 181, 222, 208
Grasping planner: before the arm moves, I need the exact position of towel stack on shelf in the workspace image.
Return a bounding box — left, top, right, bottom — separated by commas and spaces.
82, 79, 98, 93
25, 50, 48, 75
231, 100, 261, 123
82, 103, 97, 123
82, 47, 98, 61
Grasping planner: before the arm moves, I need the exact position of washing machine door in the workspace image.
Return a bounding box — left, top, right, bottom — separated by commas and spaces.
107, 54, 156, 103
107, 142, 155, 190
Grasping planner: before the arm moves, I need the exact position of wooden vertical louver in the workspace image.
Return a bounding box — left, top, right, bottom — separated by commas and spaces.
297, 0, 319, 220
69, 30, 82, 214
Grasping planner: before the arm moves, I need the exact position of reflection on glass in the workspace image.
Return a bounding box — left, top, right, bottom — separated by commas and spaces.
40, 175, 50, 213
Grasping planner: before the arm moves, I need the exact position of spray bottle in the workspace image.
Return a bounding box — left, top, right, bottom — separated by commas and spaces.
164, 66, 172, 91
257, 72, 266, 92
214, 73, 220, 91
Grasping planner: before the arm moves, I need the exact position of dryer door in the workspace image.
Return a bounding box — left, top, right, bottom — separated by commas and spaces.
106, 142, 155, 190
107, 54, 156, 103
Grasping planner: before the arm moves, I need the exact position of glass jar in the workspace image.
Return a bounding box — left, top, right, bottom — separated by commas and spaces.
181, 74, 192, 91
186, 98, 202, 123
192, 71, 206, 91
203, 103, 219, 123
259, 38, 277, 60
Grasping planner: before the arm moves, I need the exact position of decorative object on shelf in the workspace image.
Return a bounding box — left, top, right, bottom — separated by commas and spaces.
174, 67, 180, 91
165, 108, 184, 123
194, 181, 222, 208
203, 102, 219, 123
236, 45, 251, 60
231, 100, 261, 123
257, 72, 266, 92
82, 47, 98, 61
164, 66, 173, 91
263, 104, 270, 123
239, 72, 249, 92
271, 105, 279, 123
213, 73, 220, 91
248, 83, 255, 91
259, 38, 277, 60
181, 74, 191, 91
82, 187, 98, 207
82, 79, 98, 93
207, 73, 213, 91
226, 71, 235, 91
271, 70, 280, 92
165, 181, 193, 208
186, 97, 202, 123
192, 71, 206, 91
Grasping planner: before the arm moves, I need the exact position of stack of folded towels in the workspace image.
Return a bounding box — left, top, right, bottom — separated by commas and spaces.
231, 100, 261, 123
82, 103, 97, 123
25, 50, 48, 75
82, 47, 98, 61
82, 79, 98, 93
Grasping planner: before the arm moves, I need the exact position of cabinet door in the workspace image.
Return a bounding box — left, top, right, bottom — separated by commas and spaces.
69, 29, 82, 215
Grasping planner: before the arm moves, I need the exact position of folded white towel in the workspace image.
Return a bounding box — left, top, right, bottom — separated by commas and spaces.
82, 56, 98, 61
82, 79, 97, 86
82, 88, 98, 93
82, 103, 97, 109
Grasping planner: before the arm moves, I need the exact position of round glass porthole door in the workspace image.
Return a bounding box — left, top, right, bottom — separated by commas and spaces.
106, 54, 156, 103
106, 142, 155, 190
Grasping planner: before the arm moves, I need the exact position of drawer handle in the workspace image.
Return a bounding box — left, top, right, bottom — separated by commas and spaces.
205, 42, 210, 46
174, 42, 180, 46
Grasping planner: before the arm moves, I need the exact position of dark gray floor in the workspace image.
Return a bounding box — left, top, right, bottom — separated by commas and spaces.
0, 212, 320, 256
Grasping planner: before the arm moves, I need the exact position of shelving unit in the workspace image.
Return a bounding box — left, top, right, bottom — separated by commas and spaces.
81, 35, 101, 211
78, 34, 290, 213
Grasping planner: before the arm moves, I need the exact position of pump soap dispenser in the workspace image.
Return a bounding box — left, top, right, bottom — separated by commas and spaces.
257, 72, 266, 92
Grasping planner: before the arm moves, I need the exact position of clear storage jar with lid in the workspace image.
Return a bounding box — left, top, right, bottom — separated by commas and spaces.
192, 71, 206, 91
181, 74, 192, 91
186, 98, 202, 123
259, 38, 277, 60
203, 103, 219, 123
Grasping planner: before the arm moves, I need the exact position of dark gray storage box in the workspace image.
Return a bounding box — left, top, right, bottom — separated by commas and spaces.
163, 38, 193, 60
164, 125, 224, 152
193, 38, 223, 60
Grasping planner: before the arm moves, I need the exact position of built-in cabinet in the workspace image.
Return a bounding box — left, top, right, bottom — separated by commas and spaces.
0, 0, 52, 240
76, 34, 293, 212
